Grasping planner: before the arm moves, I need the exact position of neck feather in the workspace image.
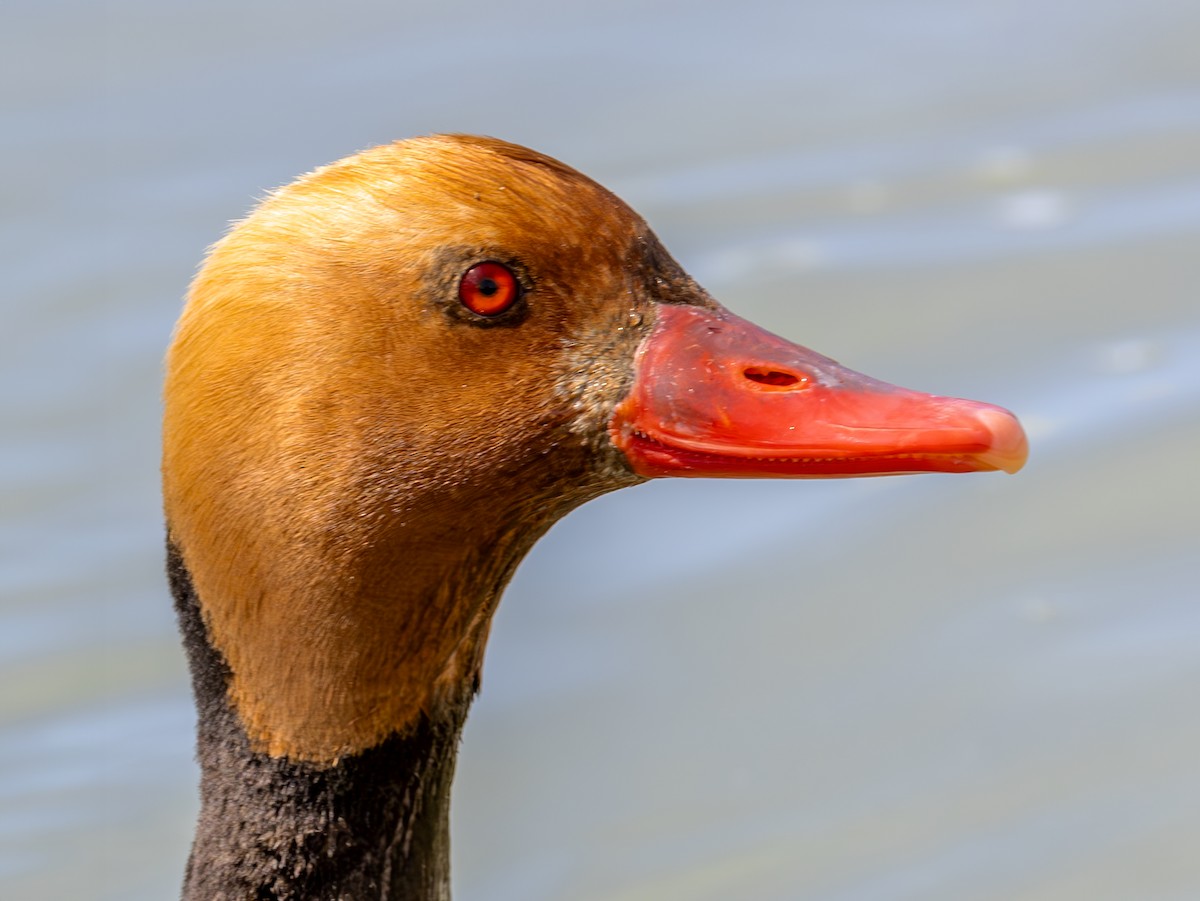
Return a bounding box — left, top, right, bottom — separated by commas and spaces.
170, 542, 465, 900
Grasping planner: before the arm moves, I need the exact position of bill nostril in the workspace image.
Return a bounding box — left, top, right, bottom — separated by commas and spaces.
743, 366, 807, 388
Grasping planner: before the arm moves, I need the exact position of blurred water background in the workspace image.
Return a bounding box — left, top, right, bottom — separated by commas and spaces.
3, 1, 1199, 898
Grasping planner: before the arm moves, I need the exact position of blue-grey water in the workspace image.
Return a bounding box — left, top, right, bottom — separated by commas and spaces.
3, 1, 1199, 898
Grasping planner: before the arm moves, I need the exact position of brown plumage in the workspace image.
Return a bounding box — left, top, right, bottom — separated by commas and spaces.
163, 134, 1025, 899
164, 136, 683, 763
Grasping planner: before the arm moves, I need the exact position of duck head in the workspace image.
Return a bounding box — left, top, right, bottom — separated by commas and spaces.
163, 135, 1026, 765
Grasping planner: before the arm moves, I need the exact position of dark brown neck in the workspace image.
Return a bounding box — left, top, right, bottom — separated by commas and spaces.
168, 542, 466, 901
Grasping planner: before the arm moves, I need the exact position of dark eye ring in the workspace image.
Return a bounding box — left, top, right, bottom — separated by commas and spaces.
459, 261, 520, 316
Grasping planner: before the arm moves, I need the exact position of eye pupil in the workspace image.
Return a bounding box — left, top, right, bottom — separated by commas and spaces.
459, 261, 520, 316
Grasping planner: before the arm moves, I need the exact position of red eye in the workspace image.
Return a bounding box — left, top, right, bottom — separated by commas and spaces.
459, 261, 520, 316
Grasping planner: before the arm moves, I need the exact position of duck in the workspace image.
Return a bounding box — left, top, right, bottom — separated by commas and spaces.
162, 134, 1027, 900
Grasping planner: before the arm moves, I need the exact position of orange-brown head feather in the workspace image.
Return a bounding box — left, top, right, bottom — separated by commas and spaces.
163, 135, 687, 762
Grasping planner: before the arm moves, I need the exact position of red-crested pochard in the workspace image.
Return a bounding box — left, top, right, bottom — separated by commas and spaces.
162, 134, 1027, 900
